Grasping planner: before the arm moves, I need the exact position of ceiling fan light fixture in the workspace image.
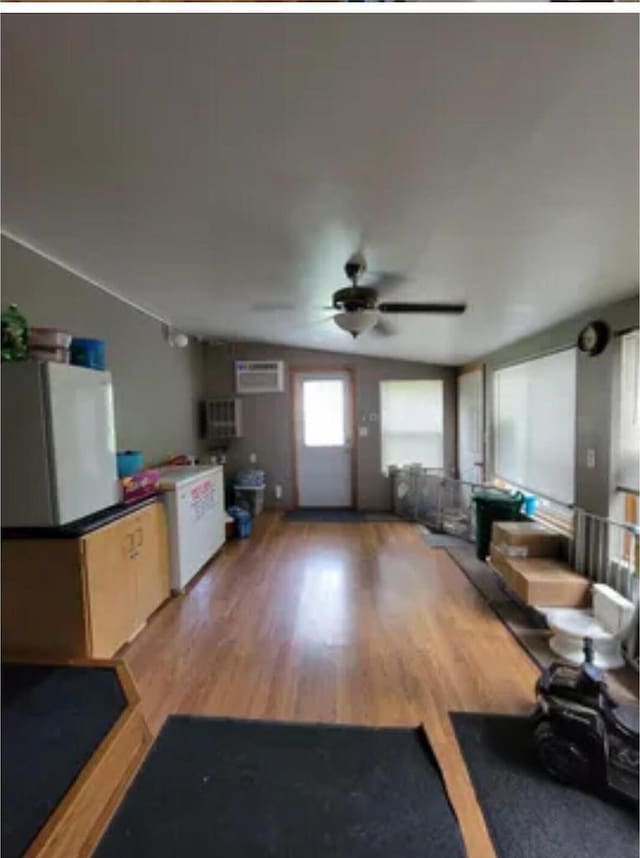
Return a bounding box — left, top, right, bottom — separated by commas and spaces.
333, 310, 379, 339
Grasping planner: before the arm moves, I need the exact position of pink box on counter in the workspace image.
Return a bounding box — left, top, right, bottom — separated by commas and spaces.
121, 469, 160, 504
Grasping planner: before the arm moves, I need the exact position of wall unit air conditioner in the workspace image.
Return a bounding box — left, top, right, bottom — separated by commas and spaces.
235, 360, 285, 394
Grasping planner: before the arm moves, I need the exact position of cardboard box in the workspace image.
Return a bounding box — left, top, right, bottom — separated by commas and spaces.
491, 521, 566, 559
489, 549, 590, 607
489, 544, 514, 580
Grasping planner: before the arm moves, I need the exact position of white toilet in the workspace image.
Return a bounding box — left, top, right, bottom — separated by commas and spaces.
543, 583, 636, 669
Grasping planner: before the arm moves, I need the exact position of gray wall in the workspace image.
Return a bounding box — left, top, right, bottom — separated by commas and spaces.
204, 342, 457, 510
2, 236, 204, 466
478, 294, 639, 518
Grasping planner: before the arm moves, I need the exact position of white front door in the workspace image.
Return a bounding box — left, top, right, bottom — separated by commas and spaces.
457, 368, 485, 483
294, 371, 353, 507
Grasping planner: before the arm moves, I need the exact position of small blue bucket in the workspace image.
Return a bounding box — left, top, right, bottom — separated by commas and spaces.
117, 451, 144, 478
70, 337, 106, 370
523, 494, 538, 517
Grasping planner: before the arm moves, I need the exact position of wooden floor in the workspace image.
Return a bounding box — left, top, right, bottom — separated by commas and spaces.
121, 511, 542, 857
124, 511, 538, 735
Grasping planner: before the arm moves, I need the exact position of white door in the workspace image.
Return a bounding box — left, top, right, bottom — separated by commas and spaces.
457, 368, 484, 484
46, 363, 119, 524
294, 371, 353, 507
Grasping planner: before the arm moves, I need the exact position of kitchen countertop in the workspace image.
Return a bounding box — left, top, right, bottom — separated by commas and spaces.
1, 495, 160, 540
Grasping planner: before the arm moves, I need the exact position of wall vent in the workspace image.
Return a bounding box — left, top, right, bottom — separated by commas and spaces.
235, 360, 285, 394
205, 397, 243, 446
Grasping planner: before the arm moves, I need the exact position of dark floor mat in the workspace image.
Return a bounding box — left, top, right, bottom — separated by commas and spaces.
94, 716, 465, 858
1, 663, 127, 858
284, 508, 399, 523
421, 527, 470, 548
451, 713, 638, 858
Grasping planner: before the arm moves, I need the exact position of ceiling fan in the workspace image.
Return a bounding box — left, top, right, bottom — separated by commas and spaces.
329, 253, 466, 338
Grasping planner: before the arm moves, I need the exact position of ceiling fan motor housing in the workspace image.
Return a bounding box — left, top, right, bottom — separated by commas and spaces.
344, 252, 367, 284
332, 285, 378, 312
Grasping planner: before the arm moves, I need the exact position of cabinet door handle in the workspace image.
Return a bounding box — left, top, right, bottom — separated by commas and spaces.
135, 527, 143, 548
124, 533, 135, 555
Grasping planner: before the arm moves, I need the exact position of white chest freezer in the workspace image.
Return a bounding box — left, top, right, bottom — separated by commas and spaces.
157, 465, 225, 592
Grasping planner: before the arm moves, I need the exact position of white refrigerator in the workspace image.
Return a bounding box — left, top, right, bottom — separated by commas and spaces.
156, 465, 225, 592
1, 361, 120, 527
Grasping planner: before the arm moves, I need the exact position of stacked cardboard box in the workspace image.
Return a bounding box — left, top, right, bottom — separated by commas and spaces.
490, 522, 589, 607
491, 521, 566, 558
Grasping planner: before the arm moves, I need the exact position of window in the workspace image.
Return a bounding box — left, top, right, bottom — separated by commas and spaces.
612, 330, 639, 565
302, 380, 345, 447
617, 330, 639, 494
493, 348, 577, 506
380, 380, 444, 473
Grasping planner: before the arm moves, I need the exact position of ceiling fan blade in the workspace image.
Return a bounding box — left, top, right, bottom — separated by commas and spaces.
371, 317, 395, 337
377, 302, 467, 315
252, 302, 332, 313
302, 313, 336, 329
363, 271, 408, 295
251, 302, 297, 312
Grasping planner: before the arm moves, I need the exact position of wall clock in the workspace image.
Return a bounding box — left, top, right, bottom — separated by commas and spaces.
577, 320, 610, 357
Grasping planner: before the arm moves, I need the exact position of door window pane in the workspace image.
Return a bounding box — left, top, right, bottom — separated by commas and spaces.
303, 380, 345, 447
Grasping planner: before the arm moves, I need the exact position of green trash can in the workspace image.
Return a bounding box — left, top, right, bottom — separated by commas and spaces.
473, 489, 524, 561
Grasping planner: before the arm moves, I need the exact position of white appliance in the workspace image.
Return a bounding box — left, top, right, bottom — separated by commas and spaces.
235, 360, 285, 394
1, 361, 119, 527
157, 465, 225, 592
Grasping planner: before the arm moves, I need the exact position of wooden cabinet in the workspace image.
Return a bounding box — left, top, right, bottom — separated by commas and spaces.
1, 500, 170, 660
129, 503, 169, 628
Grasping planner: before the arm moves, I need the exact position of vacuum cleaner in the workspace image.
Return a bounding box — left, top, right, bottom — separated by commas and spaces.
532, 637, 639, 803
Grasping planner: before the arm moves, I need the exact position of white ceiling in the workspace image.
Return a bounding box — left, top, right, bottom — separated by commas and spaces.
2, 15, 638, 365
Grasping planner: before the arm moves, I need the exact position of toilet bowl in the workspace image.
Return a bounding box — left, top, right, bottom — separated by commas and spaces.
543, 584, 635, 670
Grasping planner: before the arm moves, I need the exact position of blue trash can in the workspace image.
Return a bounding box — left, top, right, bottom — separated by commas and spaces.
228, 506, 252, 539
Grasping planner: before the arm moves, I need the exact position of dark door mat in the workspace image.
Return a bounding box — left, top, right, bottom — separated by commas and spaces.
94, 716, 466, 858
284, 508, 399, 523
421, 527, 469, 549
445, 543, 516, 605
451, 713, 638, 858
1, 663, 127, 858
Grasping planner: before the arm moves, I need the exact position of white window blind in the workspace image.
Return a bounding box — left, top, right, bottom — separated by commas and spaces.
493, 349, 576, 505
618, 330, 640, 492
380, 380, 444, 473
